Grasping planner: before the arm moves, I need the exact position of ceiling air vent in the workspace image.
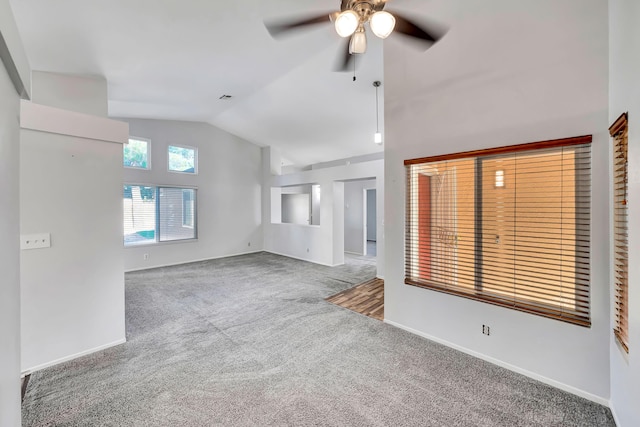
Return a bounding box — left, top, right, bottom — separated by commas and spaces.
219, 95, 232, 100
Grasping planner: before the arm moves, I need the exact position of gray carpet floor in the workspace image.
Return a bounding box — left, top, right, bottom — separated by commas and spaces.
22, 252, 614, 426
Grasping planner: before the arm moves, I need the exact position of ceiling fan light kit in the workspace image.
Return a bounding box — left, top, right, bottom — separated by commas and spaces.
265, 0, 447, 72
335, 4, 396, 46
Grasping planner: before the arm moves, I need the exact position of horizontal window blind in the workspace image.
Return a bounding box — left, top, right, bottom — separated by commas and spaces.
405, 136, 592, 326
124, 185, 197, 246
610, 113, 629, 352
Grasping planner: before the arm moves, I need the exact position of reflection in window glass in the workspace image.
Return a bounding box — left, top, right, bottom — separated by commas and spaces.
123, 185, 197, 246
182, 189, 195, 228
123, 185, 156, 245
124, 138, 150, 169
168, 145, 197, 173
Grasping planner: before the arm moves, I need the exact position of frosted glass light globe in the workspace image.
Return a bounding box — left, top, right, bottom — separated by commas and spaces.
349, 29, 367, 54
335, 10, 359, 37
370, 11, 396, 39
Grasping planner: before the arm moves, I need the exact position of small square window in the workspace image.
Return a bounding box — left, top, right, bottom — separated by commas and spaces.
168, 145, 197, 174
124, 137, 151, 169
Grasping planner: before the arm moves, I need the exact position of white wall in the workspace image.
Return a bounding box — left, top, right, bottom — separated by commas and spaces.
20, 99, 128, 373
122, 118, 263, 271
31, 71, 107, 117
609, 0, 640, 425
0, 28, 24, 427
366, 189, 376, 241
264, 147, 385, 277
0, 65, 21, 427
0, 1, 29, 424
344, 179, 375, 254
20, 130, 126, 372
384, 0, 610, 402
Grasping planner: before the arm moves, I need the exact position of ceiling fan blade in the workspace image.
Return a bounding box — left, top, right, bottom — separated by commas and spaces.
334, 38, 355, 72
265, 12, 336, 38
388, 11, 447, 47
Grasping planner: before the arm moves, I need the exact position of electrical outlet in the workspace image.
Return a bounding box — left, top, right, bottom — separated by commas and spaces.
21, 233, 51, 250
143, 253, 149, 260
482, 324, 491, 336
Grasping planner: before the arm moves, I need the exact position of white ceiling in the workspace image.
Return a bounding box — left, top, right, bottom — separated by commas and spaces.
11, 0, 448, 166
9, 1, 606, 166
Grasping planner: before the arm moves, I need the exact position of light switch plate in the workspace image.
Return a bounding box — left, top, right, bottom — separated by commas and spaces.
21, 233, 51, 250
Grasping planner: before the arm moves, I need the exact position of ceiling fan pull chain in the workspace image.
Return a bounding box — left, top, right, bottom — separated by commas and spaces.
353, 56, 357, 81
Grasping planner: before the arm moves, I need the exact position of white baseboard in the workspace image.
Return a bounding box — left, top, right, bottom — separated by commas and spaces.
609, 402, 621, 427
345, 250, 365, 256
21, 338, 126, 376
383, 319, 610, 407
264, 250, 337, 267
126, 249, 369, 271
124, 250, 263, 272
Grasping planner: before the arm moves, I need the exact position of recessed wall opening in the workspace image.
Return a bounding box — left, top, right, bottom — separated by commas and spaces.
272, 184, 320, 225
366, 188, 377, 256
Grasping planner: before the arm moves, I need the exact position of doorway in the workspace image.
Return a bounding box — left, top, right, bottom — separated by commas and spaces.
365, 189, 377, 257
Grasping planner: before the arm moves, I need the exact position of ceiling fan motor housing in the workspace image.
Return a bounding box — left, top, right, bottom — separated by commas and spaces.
341, 0, 386, 17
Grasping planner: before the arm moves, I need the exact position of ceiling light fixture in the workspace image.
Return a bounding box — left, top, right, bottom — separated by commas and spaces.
335, 10, 360, 37
349, 26, 367, 54
334, 3, 398, 53
370, 11, 396, 39
373, 81, 382, 145
266, 0, 448, 71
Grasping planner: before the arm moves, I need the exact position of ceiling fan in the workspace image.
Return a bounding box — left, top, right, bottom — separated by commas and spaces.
265, 0, 447, 71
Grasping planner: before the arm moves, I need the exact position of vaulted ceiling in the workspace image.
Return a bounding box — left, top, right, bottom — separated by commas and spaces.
12, 1, 598, 166
11, 0, 420, 165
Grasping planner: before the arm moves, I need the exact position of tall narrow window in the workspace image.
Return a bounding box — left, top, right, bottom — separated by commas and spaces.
123, 137, 151, 169
405, 136, 592, 326
610, 113, 629, 352
123, 185, 197, 246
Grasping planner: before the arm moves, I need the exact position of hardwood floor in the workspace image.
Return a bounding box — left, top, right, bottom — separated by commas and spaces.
325, 277, 384, 321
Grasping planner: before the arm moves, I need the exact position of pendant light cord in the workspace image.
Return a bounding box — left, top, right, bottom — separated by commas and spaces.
353, 56, 357, 81
375, 84, 379, 133
373, 81, 381, 133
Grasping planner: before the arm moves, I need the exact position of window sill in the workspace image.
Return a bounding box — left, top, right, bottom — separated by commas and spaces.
124, 238, 198, 248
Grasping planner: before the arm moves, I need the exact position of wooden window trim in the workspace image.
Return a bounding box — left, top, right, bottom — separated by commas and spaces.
405, 135, 592, 326
404, 135, 592, 165
610, 112, 629, 353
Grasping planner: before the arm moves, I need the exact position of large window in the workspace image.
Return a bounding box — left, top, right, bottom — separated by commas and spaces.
405, 136, 591, 326
168, 145, 197, 174
123, 185, 197, 246
124, 137, 151, 169
610, 113, 629, 352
